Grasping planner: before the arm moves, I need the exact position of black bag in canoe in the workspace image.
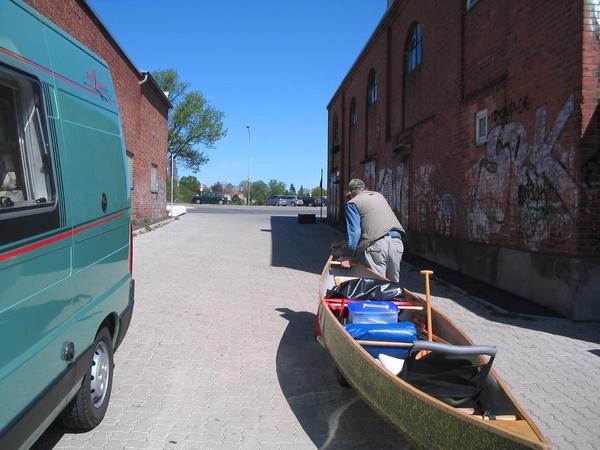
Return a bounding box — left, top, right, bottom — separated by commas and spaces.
325, 278, 404, 300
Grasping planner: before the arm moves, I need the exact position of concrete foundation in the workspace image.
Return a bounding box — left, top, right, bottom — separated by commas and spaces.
407, 232, 600, 320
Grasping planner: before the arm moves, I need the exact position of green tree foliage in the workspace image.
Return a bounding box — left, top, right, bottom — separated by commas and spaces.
251, 180, 270, 205
176, 175, 200, 203
289, 183, 296, 195
298, 185, 305, 197
153, 69, 227, 172
311, 186, 327, 198
268, 179, 287, 196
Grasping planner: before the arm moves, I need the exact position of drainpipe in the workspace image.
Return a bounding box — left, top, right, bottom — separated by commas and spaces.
139, 71, 149, 85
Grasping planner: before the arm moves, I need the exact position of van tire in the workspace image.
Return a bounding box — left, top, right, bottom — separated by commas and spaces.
60, 328, 114, 430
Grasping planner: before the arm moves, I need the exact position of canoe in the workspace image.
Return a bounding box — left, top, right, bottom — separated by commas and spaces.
315, 256, 549, 450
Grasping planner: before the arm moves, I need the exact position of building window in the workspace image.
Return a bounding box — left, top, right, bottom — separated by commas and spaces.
151, 164, 158, 193
368, 70, 378, 104
0, 69, 55, 213
127, 152, 134, 190
466, 0, 481, 11
475, 109, 488, 145
333, 114, 339, 143
407, 23, 423, 72
350, 98, 357, 127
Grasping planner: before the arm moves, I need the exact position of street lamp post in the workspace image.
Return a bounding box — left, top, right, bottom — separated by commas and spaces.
246, 124, 252, 206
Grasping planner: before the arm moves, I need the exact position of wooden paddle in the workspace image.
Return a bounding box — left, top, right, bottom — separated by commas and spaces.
420, 270, 434, 342
415, 270, 434, 360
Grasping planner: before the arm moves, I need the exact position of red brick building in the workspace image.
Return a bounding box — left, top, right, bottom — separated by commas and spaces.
327, 0, 600, 319
25, 0, 170, 220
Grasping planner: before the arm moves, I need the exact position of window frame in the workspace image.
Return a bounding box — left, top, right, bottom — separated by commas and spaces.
406, 23, 423, 73
0, 65, 58, 221
332, 113, 339, 144
368, 70, 378, 105
466, 0, 481, 11
475, 109, 488, 146
350, 98, 358, 127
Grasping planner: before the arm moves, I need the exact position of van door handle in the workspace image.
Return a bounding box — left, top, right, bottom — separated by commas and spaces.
101, 192, 108, 213
64, 342, 75, 361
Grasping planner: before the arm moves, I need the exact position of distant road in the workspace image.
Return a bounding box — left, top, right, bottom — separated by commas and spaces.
186, 204, 328, 217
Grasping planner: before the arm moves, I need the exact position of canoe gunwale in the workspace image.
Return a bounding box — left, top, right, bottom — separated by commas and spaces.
317, 255, 549, 450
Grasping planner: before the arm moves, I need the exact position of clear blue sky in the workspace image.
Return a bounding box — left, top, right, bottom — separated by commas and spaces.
88, 0, 386, 191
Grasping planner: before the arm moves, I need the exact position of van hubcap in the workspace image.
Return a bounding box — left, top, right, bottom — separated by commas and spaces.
90, 341, 110, 408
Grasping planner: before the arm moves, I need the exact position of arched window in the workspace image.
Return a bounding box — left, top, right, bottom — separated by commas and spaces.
367, 69, 377, 104
407, 23, 423, 72
332, 113, 339, 143
350, 98, 357, 126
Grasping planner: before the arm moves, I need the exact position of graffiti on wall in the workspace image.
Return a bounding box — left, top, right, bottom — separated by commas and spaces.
376, 161, 409, 227
491, 96, 530, 125
413, 165, 457, 237
466, 93, 577, 249
364, 161, 376, 191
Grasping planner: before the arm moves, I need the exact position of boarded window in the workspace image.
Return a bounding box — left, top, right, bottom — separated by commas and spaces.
127, 152, 134, 190
151, 164, 158, 193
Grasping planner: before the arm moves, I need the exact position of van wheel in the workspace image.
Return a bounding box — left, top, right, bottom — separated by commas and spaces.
218, 200, 223, 205
60, 328, 114, 430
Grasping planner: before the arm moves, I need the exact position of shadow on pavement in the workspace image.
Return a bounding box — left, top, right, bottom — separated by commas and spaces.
32, 422, 69, 449
275, 308, 411, 450
400, 261, 600, 346
270, 216, 335, 274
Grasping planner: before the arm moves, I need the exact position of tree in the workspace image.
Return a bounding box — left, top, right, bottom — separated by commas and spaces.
268, 179, 287, 196
289, 183, 296, 195
176, 175, 200, 203
211, 182, 224, 193
153, 69, 227, 172
311, 186, 327, 198
223, 183, 236, 196
298, 185, 305, 197
251, 180, 270, 205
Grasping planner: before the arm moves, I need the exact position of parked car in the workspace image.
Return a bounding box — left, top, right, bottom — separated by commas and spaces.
196, 192, 230, 205
266, 195, 287, 206
285, 195, 303, 206
302, 196, 326, 207
0, 3, 133, 446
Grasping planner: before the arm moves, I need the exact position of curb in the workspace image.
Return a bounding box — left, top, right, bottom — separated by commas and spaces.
133, 217, 177, 237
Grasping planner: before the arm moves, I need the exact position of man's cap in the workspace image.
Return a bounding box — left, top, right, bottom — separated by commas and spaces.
348, 178, 365, 190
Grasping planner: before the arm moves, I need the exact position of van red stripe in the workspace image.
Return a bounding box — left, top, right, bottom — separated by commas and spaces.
0, 212, 125, 263
0, 47, 100, 98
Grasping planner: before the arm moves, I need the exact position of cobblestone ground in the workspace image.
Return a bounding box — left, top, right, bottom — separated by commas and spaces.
35, 206, 600, 449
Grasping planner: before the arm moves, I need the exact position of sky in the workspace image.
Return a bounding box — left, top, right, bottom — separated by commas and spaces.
88, 0, 386, 191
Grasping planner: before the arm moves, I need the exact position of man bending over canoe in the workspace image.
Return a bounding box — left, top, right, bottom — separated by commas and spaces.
332, 178, 406, 282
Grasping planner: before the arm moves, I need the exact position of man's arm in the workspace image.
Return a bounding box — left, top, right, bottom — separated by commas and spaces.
345, 202, 361, 256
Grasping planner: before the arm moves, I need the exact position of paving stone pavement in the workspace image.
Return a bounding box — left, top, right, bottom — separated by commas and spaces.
34, 206, 600, 449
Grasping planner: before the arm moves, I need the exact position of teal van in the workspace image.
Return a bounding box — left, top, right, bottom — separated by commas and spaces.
0, 1, 134, 447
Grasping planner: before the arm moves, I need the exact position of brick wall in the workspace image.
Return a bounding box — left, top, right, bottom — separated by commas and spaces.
328, 0, 600, 318
25, 0, 169, 221
329, 0, 591, 256
581, 0, 600, 255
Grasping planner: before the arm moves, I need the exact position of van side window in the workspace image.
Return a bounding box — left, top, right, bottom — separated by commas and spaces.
0, 69, 55, 213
